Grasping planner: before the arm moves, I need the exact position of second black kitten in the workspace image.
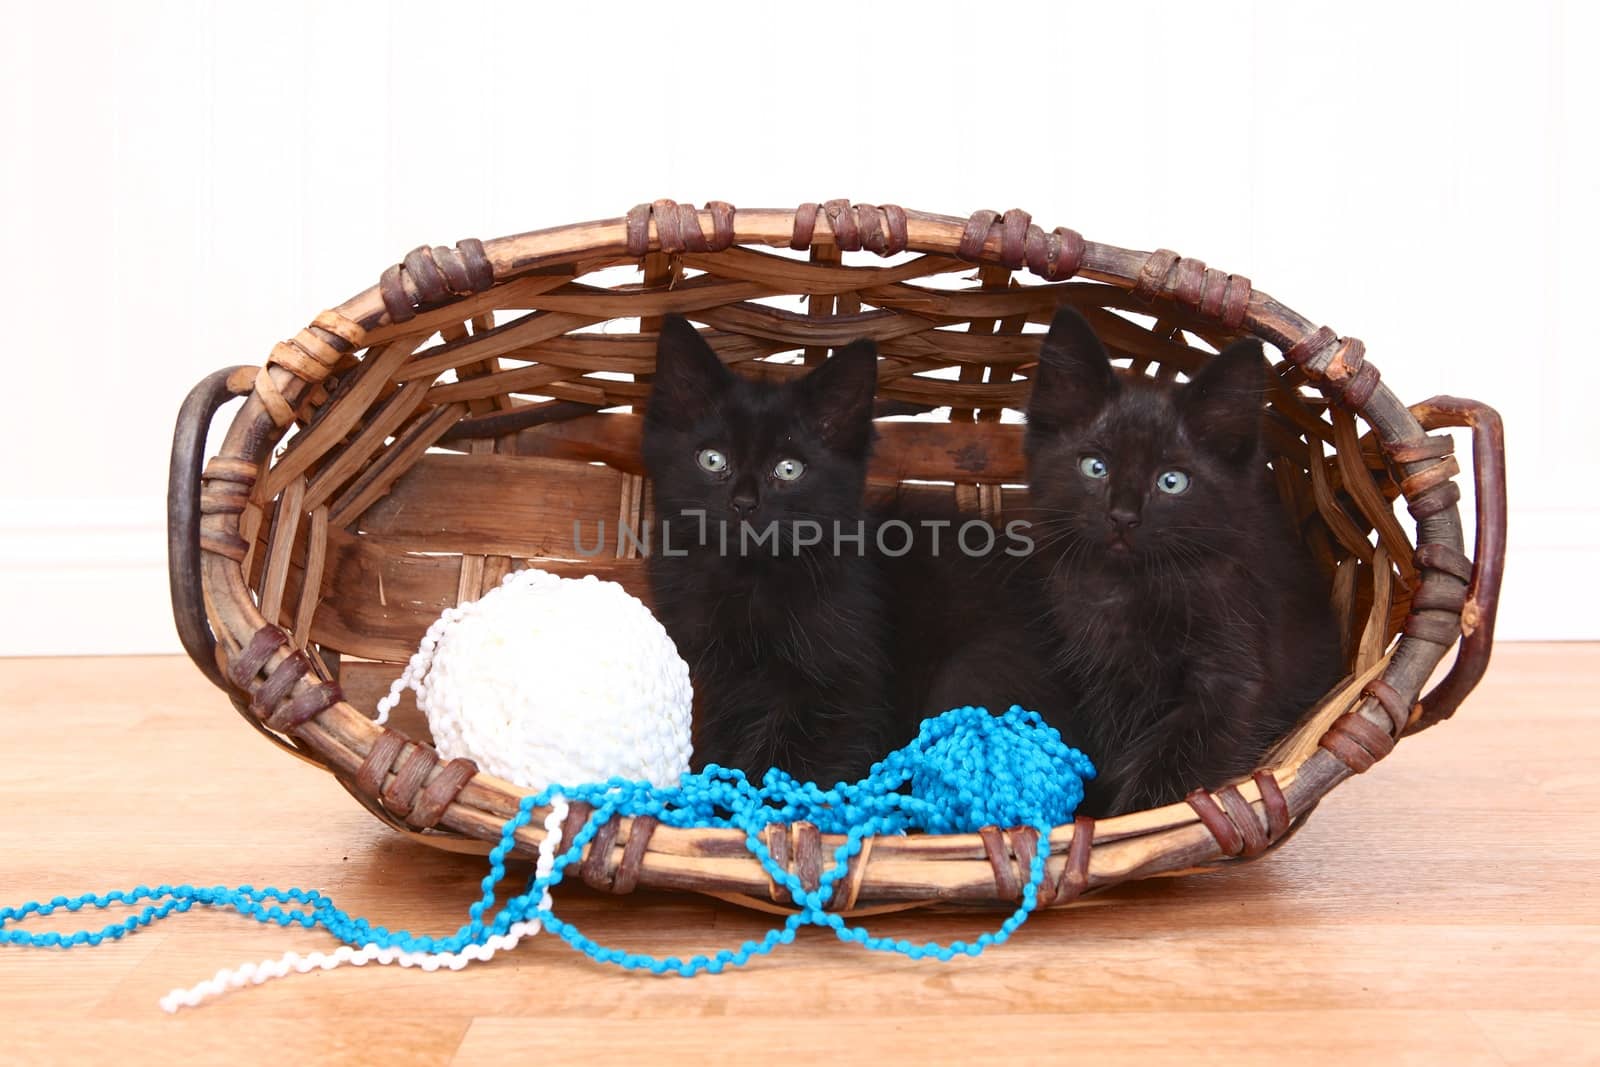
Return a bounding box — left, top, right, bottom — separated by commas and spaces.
1024, 309, 1342, 816
642, 316, 897, 785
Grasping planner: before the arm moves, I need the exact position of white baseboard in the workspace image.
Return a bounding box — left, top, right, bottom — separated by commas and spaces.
1468, 507, 1598, 644
0, 499, 1593, 656
5, 561, 178, 656
0, 497, 178, 656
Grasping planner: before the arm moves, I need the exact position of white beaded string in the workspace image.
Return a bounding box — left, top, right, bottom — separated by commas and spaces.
374, 604, 464, 726
159, 795, 570, 1012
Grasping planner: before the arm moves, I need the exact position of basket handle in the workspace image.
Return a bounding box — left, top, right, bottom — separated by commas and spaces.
1405, 395, 1507, 733
167, 365, 252, 692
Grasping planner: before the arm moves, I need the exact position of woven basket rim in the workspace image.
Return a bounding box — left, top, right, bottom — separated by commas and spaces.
180, 200, 1501, 913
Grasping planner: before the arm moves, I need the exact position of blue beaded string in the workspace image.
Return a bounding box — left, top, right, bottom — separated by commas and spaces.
1, 706, 1094, 975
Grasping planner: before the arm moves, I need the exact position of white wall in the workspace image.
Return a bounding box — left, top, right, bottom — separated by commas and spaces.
0, 0, 1593, 654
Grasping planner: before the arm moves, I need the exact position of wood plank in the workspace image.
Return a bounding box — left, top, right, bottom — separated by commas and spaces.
303, 378, 436, 512
0, 646, 1596, 1064
271, 423, 1036, 664
327, 402, 469, 529
255, 476, 305, 626
1471, 1010, 1600, 1066
400, 321, 1052, 366
500, 412, 1029, 485
291, 505, 329, 649
395, 310, 602, 384
260, 338, 426, 500
8, 1019, 469, 1066
455, 1012, 1505, 1066
294, 487, 1020, 665
356, 452, 627, 555
677, 246, 971, 294
340, 659, 432, 743
297, 532, 650, 662
496, 275, 783, 321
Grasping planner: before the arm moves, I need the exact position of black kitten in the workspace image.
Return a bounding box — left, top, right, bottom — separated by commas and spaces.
876, 495, 1074, 738
642, 315, 897, 785
1024, 308, 1341, 816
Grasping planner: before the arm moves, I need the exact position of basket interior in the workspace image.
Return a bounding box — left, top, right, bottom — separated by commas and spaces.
240, 239, 1411, 773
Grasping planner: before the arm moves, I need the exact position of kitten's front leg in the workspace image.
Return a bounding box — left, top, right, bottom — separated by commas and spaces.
1101, 659, 1268, 814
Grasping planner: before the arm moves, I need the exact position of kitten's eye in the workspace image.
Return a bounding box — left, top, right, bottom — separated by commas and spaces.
1156, 470, 1191, 494
772, 457, 806, 482
1079, 456, 1109, 479
697, 449, 729, 475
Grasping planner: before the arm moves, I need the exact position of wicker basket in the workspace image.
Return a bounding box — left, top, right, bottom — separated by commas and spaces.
168, 200, 1505, 914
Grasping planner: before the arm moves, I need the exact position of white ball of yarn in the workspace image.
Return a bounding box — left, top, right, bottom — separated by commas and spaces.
377, 570, 693, 791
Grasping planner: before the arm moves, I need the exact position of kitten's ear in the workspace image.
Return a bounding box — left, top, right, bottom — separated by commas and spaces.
798, 338, 878, 454
1029, 308, 1116, 431
648, 315, 732, 427
1180, 338, 1268, 463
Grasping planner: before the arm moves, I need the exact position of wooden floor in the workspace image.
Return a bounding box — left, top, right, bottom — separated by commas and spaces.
0, 645, 1595, 1065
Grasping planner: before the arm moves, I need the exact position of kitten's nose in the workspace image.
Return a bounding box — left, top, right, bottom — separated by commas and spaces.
1108, 506, 1141, 533
730, 492, 759, 517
